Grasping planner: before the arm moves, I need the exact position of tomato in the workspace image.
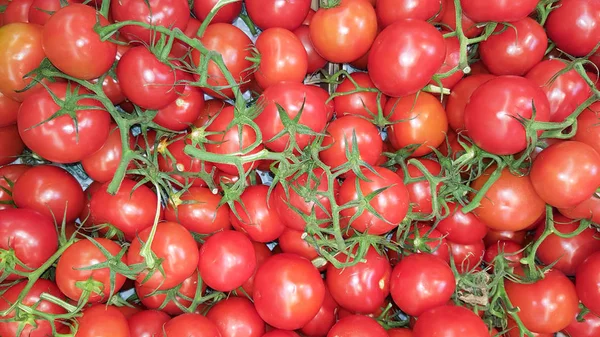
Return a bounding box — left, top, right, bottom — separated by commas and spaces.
376, 0, 442, 27
412, 305, 489, 337
171, 17, 202, 59
431, 36, 463, 89
526, 59, 591, 123
397, 159, 442, 215
327, 315, 388, 337
390, 253, 455, 316
545, 0, 600, 57
439, 0, 482, 38
56, 238, 126, 302
82, 126, 135, 183
506, 269, 578, 333
154, 79, 205, 131
464, 76, 550, 155
559, 194, 600, 224
308, 85, 335, 121
320, 116, 382, 169
253, 253, 325, 330
483, 240, 523, 269
230, 185, 285, 243
164, 313, 222, 337
338, 167, 409, 235
293, 25, 327, 74
310, 0, 378, 63
90, 179, 162, 241
530, 141, 600, 209
368, 20, 445, 97
28, 0, 75, 25
157, 136, 214, 188
300, 287, 338, 337
191, 23, 253, 99
278, 228, 322, 261
3, 0, 33, 23
505, 319, 552, 337
576, 251, 600, 316
388, 328, 413, 337
333, 72, 387, 119
264, 331, 300, 337
192, 0, 242, 23
254, 28, 308, 89
385, 92, 448, 157
573, 103, 600, 155
0, 164, 28, 210
136, 270, 204, 315
75, 305, 129, 337
460, 0, 538, 22
470, 166, 545, 231
449, 240, 485, 273
206, 297, 266, 337
238, 242, 273, 297
563, 312, 600, 337
0, 91, 20, 127
246, 0, 311, 31
0, 124, 23, 165
96, 74, 126, 105
0, 23, 45, 101
436, 202, 488, 244
128, 221, 199, 291
445, 74, 495, 132
193, 99, 232, 128
127, 310, 171, 337
165, 186, 231, 234
116, 46, 180, 110
18, 82, 111, 163
405, 224, 451, 263
484, 229, 528, 247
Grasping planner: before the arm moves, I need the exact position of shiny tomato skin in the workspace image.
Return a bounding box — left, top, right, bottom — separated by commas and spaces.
42, 4, 116, 80
439, 0, 482, 38
431, 36, 463, 89
0, 164, 29, 210
483, 240, 523, 270
127, 310, 171, 337
545, 0, 600, 57
206, 297, 266, 337
573, 102, 600, 153
300, 288, 338, 337
253, 253, 326, 330
413, 305, 489, 337
18, 82, 110, 163
308, 84, 335, 121
3, 0, 33, 23
28, 0, 78, 25
75, 305, 130, 337
576, 252, 600, 316
246, 0, 311, 31
293, 25, 327, 74
0, 23, 45, 102
390, 253, 455, 316
484, 229, 528, 247
436, 201, 488, 244
264, 331, 300, 337
559, 194, 600, 224
563, 312, 600, 337
277, 228, 321, 262
310, 0, 378, 63
230, 184, 285, 243
464, 76, 551, 155
192, 0, 242, 23
165, 186, 231, 234
154, 80, 205, 131
97, 74, 126, 105
0, 124, 23, 165
164, 313, 222, 337
56, 238, 127, 302
326, 246, 391, 314
530, 141, 600, 209
327, 315, 388, 337
445, 74, 495, 132
526, 59, 591, 123
470, 166, 545, 231
397, 158, 442, 215
334, 72, 386, 119
12, 164, 84, 224
460, 0, 538, 22
449, 240, 485, 273
387, 329, 413, 337
0, 91, 20, 127
238, 242, 273, 297
385, 92, 448, 157
368, 20, 445, 97
506, 269, 579, 333
128, 221, 199, 291
81, 126, 135, 183
254, 28, 308, 89
136, 270, 204, 315
376, 0, 442, 27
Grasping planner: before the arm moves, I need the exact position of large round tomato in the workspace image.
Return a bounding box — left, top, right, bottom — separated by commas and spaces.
0, 91, 20, 127
506, 269, 579, 333
464, 76, 550, 155
164, 313, 222, 337
530, 141, 600, 209
310, 0, 378, 63
3, 0, 33, 24
230, 184, 285, 243
368, 19, 445, 97
165, 186, 231, 234
460, 0, 538, 22
192, 0, 242, 23
75, 305, 129, 337
385, 92, 448, 157
253, 253, 325, 330
300, 287, 338, 337
390, 253, 455, 316
206, 297, 266, 337
0, 124, 24, 165
254, 28, 308, 89
376, 0, 442, 27
576, 251, 600, 316
333, 72, 387, 119
327, 315, 388, 337
445, 74, 495, 132
573, 103, 600, 154
412, 305, 489, 337
0, 164, 29, 211
246, 0, 311, 31
436, 202, 488, 244
563, 312, 600, 337
127, 310, 171, 337
136, 270, 204, 315
545, 0, 600, 57
397, 158, 442, 215
293, 25, 327, 74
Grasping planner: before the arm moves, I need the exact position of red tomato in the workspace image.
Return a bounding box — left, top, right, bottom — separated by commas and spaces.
56, 238, 126, 302
326, 246, 391, 314
157, 136, 214, 188
81, 126, 135, 183
75, 305, 130, 337
526, 59, 591, 123
239, 242, 273, 297
563, 312, 600, 337
460, 0, 538, 22
0, 164, 29, 210
255, 81, 328, 152
431, 36, 464, 89
310, 0, 378, 63
390, 253, 455, 316
253, 253, 325, 330
576, 251, 600, 316
368, 20, 445, 97
479, 18, 547, 76
12, 165, 84, 224
483, 240, 523, 269
136, 270, 204, 315
128, 310, 171, 337
3, 0, 33, 23
0, 23, 45, 101
484, 229, 528, 247
338, 167, 409, 235
436, 202, 488, 244
293, 25, 327, 74
530, 141, 600, 209
545, 0, 600, 56
193, 99, 232, 128
254, 28, 308, 89
506, 269, 579, 333
206, 297, 266, 337
0, 91, 20, 127
192, 0, 242, 23
96, 74, 126, 105
334, 72, 387, 119
574, 103, 600, 154
439, 0, 482, 38
376, 0, 442, 27
300, 288, 338, 337
0, 124, 23, 165
559, 194, 600, 224
308, 84, 335, 121
18, 82, 110, 163
464, 76, 550, 155
412, 305, 489, 337
470, 166, 545, 231
128, 221, 199, 291
164, 313, 221, 337
449, 240, 485, 273
397, 159, 442, 215
388, 329, 413, 337
165, 186, 231, 234
264, 331, 300, 337
385, 92, 448, 157
28, 0, 77, 25
170, 17, 202, 59
445, 74, 495, 132
246, 0, 311, 31
505, 319, 553, 337
327, 315, 388, 337
405, 224, 451, 263
154, 80, 205, 131
277, 228, 321, 262
230, 185, 285, 243
90, 179, 162, 241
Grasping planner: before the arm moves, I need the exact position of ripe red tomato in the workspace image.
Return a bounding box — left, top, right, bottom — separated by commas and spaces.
75, 305, 129, 337
390, 253, 455, 316
56, 238, 127, 302
412, 305, 489, 337
254, 28, 308, 89
238, 242, 273, 297
376, 0, 442, 27
28, 0, 78, 25
246, 0, 311, 31
300, 287, 338, 337
0, 164, 29, 211
264, 331, 300, 337
436, 202, 488, 244
368, 20, 445, 97
449, 240, 485, 273
405, 224, 451, 263
128, 221, 199, 290
293, 25, 327, 74
206, 297, 266, 337
0, 91, 20, 127
192, 0, 242, 23
136, 270, 204, 315
154, 80, 205, 131
338, 167, 409, 235
253, 253, 325, 330
230, 185, 285, 243
3, 0, 33, 23
563, 312, 600, 337
165, 186, 231, 234
573, 103, 600, 154
127, 310, 171, 337
388, 328, 414, 337
445, 74, 495, 132
576, 251, 600, 316
328, 315, 388, 337
505, 319, 552, 337
506, 269, 579, 333
439, 0, 482, 38
82, 126, 135, 183
397, 159, 442, 215
277, 228, 321, 262
545, 0, 600, 56
460, 0, 538, 22
483, 240, 523, 270
464, 76, 550, 155
530, 141, 600, 209
484, 229, 528, 248
333, 72, 387, 119
308, 85, 335, 121
0, 124, 24, 165
157, 136, 214, 188
431, 36, 464, 89
164, 313, 222, 337
385, 92, 448, 157
310, 0, 378, 63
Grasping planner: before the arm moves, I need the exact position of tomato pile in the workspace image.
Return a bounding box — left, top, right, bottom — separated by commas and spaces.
1, 0, 600, 336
